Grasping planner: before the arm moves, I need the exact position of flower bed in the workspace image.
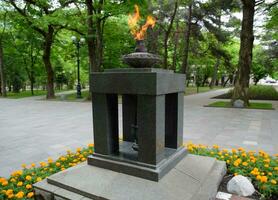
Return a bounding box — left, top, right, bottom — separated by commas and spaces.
0, 143, 277, 199
187, 143, 278, 199
0, 144, 94, 199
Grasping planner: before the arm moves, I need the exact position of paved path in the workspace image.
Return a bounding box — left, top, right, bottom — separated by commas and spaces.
0, 89, 277, 177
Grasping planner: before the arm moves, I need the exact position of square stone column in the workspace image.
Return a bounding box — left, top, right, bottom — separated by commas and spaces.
137, 95, 165, 165
92, 94, 119, 155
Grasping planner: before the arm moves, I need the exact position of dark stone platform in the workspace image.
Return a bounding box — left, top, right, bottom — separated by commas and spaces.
88, 142, 187, 181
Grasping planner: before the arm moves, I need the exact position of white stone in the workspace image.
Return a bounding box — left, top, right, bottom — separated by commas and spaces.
227, 175, 255, 196
233, 99, 244, 108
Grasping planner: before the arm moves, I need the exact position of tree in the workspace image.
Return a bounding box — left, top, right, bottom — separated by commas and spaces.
0, 11, 7, 97
231, 0, 257, 106
6, 0, 76, 98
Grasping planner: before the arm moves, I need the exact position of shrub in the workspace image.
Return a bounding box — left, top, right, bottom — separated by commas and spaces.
214, 85, 278, 100
187, 143, 278, 199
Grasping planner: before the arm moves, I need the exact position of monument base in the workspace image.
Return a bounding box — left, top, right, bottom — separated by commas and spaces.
88, 142, 187, 181
34, 154, 226, 200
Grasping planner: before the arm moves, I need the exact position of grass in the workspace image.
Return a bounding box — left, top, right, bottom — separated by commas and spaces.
207, 101, 274, 110
1, 89, 71, 99
185, 86, 223, 96
4, 90, 47, 99
213, 85, 278, 101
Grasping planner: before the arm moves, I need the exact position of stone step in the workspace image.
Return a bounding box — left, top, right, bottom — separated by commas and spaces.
34, 155, 226, 200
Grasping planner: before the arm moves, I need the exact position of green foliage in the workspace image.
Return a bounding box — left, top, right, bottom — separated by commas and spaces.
215, 85, 278, 101
207, 101, 273, 110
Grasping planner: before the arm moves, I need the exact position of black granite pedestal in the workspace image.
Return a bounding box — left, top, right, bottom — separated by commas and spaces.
88, 68, 187, 181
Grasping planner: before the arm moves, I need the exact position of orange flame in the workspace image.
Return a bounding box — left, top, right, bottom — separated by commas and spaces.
128, 4, 156, 40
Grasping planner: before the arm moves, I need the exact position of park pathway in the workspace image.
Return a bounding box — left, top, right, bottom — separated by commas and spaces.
0, 88, 277, 177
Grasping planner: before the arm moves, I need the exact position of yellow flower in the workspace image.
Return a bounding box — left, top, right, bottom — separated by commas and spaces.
88, 143, 94, 147
234, 173, 238, 176
10, 178, 16, 183
56, 162, 61, 167
6, 189, 13, 195
25, 175, 32, 181
238, 147, 245, 152
226, 160, 230, 164
242, 162, 248, 166
26, 184, 32, 189
8, 194, 14, 199
17, 181, 23, 187
241, 153, 247, 157
21, 164, 27, 168
1, 180, 8, 186
61, 168, 65, 171
48, 157, 53, 163
36, 177, 42, 182
268, 172, 272, 176
210, 152, 214, 155
40, 162, 46, 167
27, 192, 34, 198
232, 149, 237, 153
233, 161, 239, 167
81, 157, 86, 161
271, 180, 277, 185
264, 164, 269, 168
260, 176, 268, 183
15, 191, 24, 198
31, 163, 36, 168
76, 147, 82, 152
256, 175, 261, 181
275, 167, 278, 171
60, 157, 66, 161
213, 145, 219, 149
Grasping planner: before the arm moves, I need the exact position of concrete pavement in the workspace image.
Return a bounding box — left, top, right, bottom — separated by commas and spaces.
0, 88, 277, 177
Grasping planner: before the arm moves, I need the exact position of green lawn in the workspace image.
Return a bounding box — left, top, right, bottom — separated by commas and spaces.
2, 89, 70, 99
207, 101, 273, 110
185, 86, 222, 96
4, 90, 47, 99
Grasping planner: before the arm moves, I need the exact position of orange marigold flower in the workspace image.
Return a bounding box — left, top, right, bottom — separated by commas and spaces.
48, 157, 53, 163
213, 145, 219, 149
242, 162, 248, 166
260, 176, 268, 183
17, 181, 23, 187
31, 163, 36, 168
26, 184, 32, 189
27, 192, 34, 198
25, 175, 32, 181
2, 180, 8, 186
238, 147, 245, 152
56, 162, 61, 167
6, 189, 13, 195
15, 191, 24, 198
232, 149, 237, 153
88, 143, 94, 147
40, 162, 46, 167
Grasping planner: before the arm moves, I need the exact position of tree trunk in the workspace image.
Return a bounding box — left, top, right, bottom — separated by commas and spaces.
231, 0, 255, 106
86, 0, 98, 73
163, 1, 178, 69
181, 3, 192, 76
172, 21, 180, 71
43, 27, 55, 99
0, 40, 7, 97
210, 12, 221, 89
210, 58, 220, 88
